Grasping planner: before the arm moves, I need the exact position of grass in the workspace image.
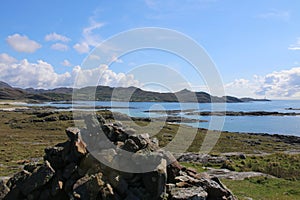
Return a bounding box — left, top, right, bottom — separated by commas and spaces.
226, 153, 300, 180
222, 177, 300, 200
0, 110, 72, 176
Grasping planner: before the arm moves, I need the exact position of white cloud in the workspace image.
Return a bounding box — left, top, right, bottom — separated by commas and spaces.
6, 34, 41, 53
288, 38, 300, 50
225, 78, 258, 97
111, 55, 123, 63
0, 53, 17, 64
73, 42, 90, 54
0, 59, 71, 88
82, 19, 104, 47
73, 17, 105, 54
89, 54, 101, 60
255, 67, 300, 98
45, 32, 70, 42
61, 59, 72, 67
257, 9, 290, 21
51, 43, 69, 51
73, 65, 141, 88
225, 67, 300, 99
0, 53, 140, 89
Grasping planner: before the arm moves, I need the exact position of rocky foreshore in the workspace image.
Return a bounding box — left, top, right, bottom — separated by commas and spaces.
186, 111, 300, 116
0, 114, 236, 200
144, 109, 300, 116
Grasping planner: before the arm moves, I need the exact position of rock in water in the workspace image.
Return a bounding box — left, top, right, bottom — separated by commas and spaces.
1, 114, 237, 200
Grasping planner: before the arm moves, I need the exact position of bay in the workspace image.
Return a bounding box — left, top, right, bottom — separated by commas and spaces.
24, 100, 300, 136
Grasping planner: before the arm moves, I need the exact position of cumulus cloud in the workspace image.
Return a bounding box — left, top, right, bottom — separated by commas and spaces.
6, 34, 41, 53
0, 53, 140, 89
256, 67, 300, 97
51, 43, 69, 51
0, 53, 17, 64
73, 65, 141, 88
45, 32, 70, 42
225, 67, 300, 99
0, 59, 71, 88
73, 42, 90, 54
61, 59, 72, 67
288, 38, 300, 50
225, 78, 258, 97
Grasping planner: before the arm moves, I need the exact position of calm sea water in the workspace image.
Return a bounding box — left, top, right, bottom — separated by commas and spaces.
25, 100, 300, 136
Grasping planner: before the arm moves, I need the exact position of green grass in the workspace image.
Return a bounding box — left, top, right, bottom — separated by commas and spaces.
222, 177, 300, 200
226, 153, 300, 180
180, 162, 208, 173
0, 110, 72, 176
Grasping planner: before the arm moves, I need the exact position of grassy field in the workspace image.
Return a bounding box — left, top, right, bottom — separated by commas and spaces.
222, 177, 300, 200
0, 107, 300, 199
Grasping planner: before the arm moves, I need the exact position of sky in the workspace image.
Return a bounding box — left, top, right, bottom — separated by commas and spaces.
1, 0, 300, 99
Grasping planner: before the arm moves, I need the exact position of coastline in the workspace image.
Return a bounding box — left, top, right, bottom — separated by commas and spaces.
1, 105, 300, 199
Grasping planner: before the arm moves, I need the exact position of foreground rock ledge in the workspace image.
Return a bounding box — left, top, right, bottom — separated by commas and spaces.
0, 115, 237, 200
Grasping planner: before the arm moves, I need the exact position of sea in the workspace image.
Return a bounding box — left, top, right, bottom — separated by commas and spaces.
24, 100, 300, 137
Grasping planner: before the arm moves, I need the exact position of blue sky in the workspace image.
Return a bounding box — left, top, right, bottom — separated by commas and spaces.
1, 0, 300, 99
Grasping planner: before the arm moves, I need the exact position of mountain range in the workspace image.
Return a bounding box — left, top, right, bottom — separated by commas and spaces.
0, 81, 269, 103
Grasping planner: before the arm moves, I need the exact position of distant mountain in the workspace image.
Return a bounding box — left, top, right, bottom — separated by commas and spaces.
0, 81, 13, 89
0, 81, 270, 103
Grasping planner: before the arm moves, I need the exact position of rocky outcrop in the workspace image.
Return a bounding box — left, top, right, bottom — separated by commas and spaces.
176, 153, 227, 164
186, 111, 300, 116
204, 168, 273, 181
0, 114, 237, 200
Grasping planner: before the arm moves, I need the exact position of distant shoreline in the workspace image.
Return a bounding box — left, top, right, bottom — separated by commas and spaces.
0, 81, 270, 103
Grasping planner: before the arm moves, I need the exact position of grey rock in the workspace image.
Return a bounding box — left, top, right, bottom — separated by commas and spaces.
44, 116, 58, 122
129, 133, 150, 149
6, 170, 30, 189
167, 185, 208, 200
78, 153, 102, 176
59, 114, 72, 121
122, 139, 139, 152
113, 121, 123, 127
62, 162, 77, 179
177, 153, 226, 164
20, 161, 55, 196
0, 179, 10, 199
65, 127, 80, 141
124, 127, 136, 135
44, 145, 65, 170
24, 163, 40, 173
205, 167, 272, 180
142, 159, 167, 199
200, 177, 234, 200
38, 189, 51, 200
50, 176, 63, 197
73, 173, 104, 200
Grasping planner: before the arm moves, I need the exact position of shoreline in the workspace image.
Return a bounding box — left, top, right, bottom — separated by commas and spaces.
1, 102, 300, 138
